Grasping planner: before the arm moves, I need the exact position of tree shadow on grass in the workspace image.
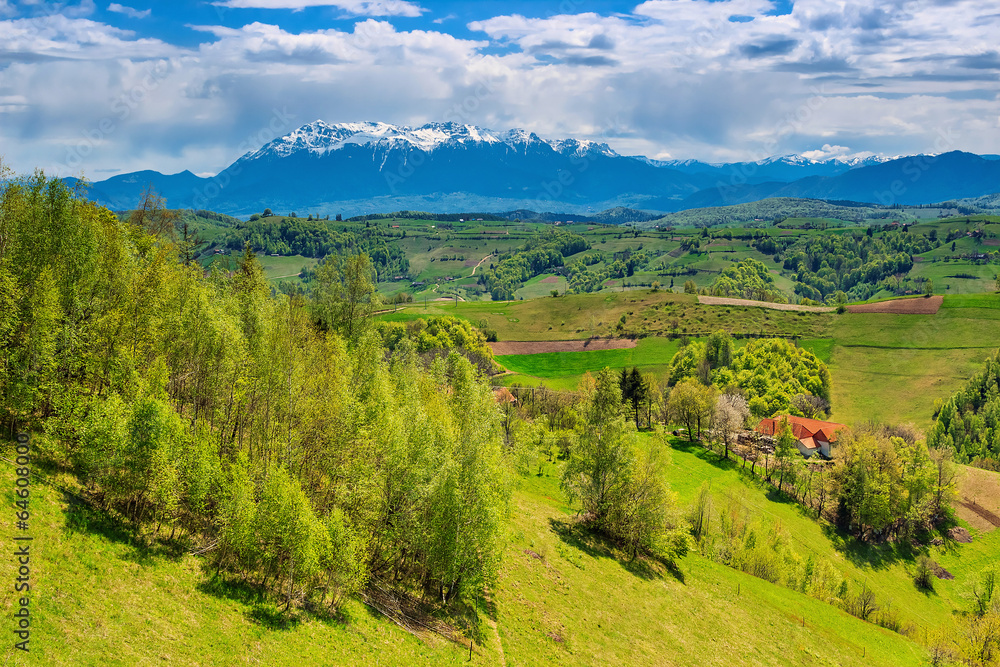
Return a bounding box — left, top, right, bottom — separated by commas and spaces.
246, 604, 304, 631
60, 491, 187, 565
820, 522, 922, 571
547, 517, 682, 583
667, 438, 741, 474
197, 574, 352, 631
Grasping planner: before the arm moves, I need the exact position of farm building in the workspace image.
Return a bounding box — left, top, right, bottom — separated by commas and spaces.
493, 387, 517, 404
756, 415, 846, 459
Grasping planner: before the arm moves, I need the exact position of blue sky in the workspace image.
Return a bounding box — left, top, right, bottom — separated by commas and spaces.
0, 0, 997, 178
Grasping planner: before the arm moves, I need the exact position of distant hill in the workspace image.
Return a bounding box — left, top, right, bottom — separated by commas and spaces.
62, 121, 1000, 218
643, 197, 907, 228
674, 152, 1000, 209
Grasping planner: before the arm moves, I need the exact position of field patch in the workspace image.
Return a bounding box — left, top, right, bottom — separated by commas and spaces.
956, 466, 1000, 533
490, 338, 638, 355
496, 337, 678, 383
846, 296, 942, 314
827, 346, 988, 429
698, 295, 834, 312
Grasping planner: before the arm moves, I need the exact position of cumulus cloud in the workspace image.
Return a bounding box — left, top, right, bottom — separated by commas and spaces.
107, 3, 151, 19
211, 0, 425, 17
1, 0, 999, 179
800, 144, 850, 160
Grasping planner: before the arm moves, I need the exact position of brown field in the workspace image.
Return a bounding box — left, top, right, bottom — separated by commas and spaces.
955, 465, 1000, 533
540, 276, 560, 284
489, 338, 638, 355
984, 239, 999, 246
698, 296, 835, 312
846, 295, 943, 314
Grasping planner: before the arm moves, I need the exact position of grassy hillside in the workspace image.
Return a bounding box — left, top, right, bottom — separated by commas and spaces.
4, 435, 963, 667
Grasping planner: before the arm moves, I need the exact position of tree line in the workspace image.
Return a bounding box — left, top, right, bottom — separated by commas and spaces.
0, 171, 511, 611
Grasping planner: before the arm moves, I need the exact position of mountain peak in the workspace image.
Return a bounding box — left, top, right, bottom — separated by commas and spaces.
236, 120, 621, 164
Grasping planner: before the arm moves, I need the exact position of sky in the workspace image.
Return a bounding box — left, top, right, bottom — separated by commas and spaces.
0, 0, 997, 179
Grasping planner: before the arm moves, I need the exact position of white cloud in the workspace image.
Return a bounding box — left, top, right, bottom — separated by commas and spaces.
2, 0, 999, 179
0, 15, 177, 60
107, 3, 151, 19
800, 144, 850, 160
211, 0, 425, 17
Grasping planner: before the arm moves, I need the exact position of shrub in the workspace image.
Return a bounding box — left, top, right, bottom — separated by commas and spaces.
914, 556, 935, 591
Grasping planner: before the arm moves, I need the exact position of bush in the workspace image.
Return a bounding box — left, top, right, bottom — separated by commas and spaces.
914, 556, 935, 591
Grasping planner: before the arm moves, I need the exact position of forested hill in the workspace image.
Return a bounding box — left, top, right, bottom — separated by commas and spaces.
0, 172, 513, 617
643, 197, 904, 228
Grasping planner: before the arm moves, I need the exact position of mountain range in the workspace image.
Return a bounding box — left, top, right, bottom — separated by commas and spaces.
68, 120, 1000, 217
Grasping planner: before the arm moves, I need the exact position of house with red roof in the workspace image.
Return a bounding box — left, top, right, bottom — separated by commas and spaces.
755, 415, 846, 459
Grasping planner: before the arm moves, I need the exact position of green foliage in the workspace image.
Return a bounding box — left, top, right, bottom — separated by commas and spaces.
829, 426, 951, 541
0, 171, 512, 614
644, 197, 902, 228
666, 377, 716, 441
562, 368, 688, 562
310, 253, 380, 343
479, 230, 588, 299
669, 337, 830, 418
927, 349, 1000, 462
708, 258, 788, 303
219, 216, 409, 276
756, 229, 932, 302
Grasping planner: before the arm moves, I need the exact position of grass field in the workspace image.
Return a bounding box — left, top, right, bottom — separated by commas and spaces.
0, 458, 470, 667
496, 337, 680, 387
258, 254, 318, 280
908, 260, 998, 294
515, 274, 568, 300
376, 291, 834, 342
501, 451, 931, 667
7, 435, 972, 667
826, 304, 1000, 427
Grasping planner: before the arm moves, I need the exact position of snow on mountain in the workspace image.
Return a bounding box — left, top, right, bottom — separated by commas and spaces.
236, 120, 620, 164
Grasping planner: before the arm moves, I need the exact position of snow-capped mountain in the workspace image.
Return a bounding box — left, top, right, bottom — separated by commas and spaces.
236, 120, 619, 165
72, 120, 1000, 217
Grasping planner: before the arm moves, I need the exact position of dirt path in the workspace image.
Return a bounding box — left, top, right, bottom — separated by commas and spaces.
959, 499, 1000, 529
470, 254, 493, 277
490, 338, 638, 355
698, 295, 835, 312
846, 295, 943, 314
269, 273, 301, 280
487, 617, 506, 667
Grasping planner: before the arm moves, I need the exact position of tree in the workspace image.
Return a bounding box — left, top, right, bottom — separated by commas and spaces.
263, 208, 273, 217
564, 369, 689, 562
311, 253, 380, 344
704, 330, 734, 369
562, 368, 632, 527
713, 393, 749, 459
620, 366, 648, 429
683, 280, 697, 294
128, 187, 177, 239
774, 419, 798, 490
688, 480, 712, 541
924, 278, 934, 296
179, 219, 206, 266
667, 378, 715, 441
